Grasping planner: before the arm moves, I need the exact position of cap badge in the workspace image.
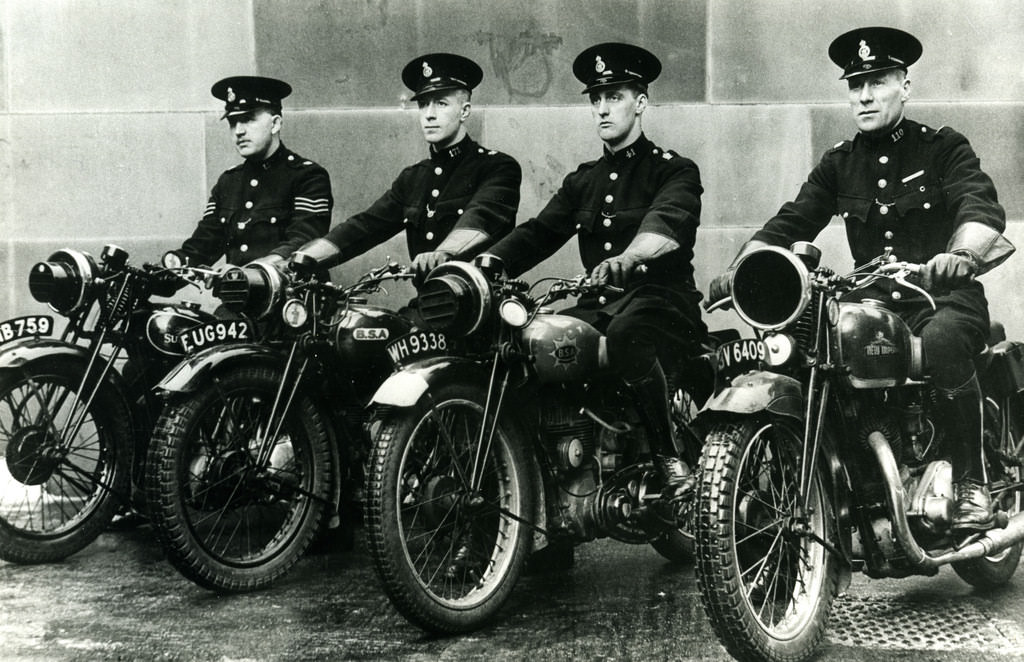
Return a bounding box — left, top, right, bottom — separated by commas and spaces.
594, 55, 606, 73
858, 39, 872, 61
422, 61, 433, 78
226, 87, 236, 102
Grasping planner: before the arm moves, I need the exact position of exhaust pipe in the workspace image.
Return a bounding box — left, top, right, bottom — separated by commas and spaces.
867, 431, 1024, 568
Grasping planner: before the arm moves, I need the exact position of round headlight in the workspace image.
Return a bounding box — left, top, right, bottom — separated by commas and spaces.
731, 246, 811, 331
28, 249, 99, 314
215, 263, 284, 319
282, 299, 308, 328
417, 261, 493, 336
498, 299, 530, 328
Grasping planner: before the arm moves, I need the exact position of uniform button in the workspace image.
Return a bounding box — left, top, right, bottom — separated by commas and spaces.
884, 231, 894, 240
879, 156, 889, 164
288, 155, 295, 161
434, 166, 443, 176
220, 217, 227, 223
603, 242, 613, 251
575, 224, 581, 230
270, 216, 277, 224
880, 206, 889, 215
431, 189, 440, 198
457, 209, 464, 215
250, 178, 259, 187
240, 244, 249, 252
604, 194, 614, 203
923, 202, 931, 210
403, 218, 409, 225
842, 211, 849, 218
426, 232, 435, 240
603, 218, 612, 227
609, 172, 618, 181
919, 186, 926, 192
245, 201, 254, 209
877, 179, 887, 188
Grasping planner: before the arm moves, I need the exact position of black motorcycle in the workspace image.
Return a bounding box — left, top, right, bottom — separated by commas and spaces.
695, 242, 1024, 662
362, 256, 728, 633
145, 252, 415, 592
0, 244, 218, 563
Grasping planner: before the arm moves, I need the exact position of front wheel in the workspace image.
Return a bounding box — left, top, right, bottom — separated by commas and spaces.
0, 361, 130, 563
695, 419, 840, 662
364, 381, 534, 634
145, 365, 331, 592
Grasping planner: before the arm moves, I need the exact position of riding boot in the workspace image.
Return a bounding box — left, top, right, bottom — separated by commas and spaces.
627, 361, 695, 502
941, 374, 996, 532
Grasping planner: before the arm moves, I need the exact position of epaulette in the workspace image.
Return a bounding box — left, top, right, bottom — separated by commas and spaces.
286, 153, 318, 168
829, 140, 853, 153
476, 146, 500, 156
917, 123, 943, 142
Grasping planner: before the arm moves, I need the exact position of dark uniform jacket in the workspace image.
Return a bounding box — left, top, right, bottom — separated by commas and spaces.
489, 133, 703, 295
754, 118, 1005, 268
180, 144, 333, 266
324, 135, 521, 261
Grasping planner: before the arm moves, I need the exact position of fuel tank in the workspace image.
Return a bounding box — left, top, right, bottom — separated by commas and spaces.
146, 305, 216, 357
334, 304, 414, 389
521, 313, 607, 383
831, 299, 924, 388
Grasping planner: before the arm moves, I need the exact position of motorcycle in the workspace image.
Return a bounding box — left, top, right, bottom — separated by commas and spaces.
0, 244, 218, 563
363, 256, 728, 633
695, 241, 1024, 662
144, 251, 415, 592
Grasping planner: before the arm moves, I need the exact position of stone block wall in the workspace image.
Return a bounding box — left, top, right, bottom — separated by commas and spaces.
3, 0, 1024, 338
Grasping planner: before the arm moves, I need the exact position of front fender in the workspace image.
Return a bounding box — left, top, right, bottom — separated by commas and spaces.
371, 356, 490, 408
702, 370, 804, 421
157, 343, 287, 394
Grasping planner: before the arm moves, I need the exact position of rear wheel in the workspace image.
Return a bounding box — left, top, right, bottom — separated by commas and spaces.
0, 362, 129, 563
364, 381, 533, 633
695, 419, 839, 662
953, 397, 1023, 587
146, 365, 331, 592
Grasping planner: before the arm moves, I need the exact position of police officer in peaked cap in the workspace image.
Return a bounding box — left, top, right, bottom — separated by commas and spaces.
484, 42, 711, 530
168, 75, 333, 275
709, 27, 1014, 534
291, 53, 520, 289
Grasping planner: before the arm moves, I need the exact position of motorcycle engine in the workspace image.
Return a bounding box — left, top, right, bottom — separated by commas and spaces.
905, 460, 954, 540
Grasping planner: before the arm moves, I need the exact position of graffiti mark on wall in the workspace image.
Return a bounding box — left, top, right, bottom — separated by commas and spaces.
475, 30, 563, 100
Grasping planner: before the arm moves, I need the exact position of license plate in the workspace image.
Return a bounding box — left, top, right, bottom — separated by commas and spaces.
178, 320, 252, 353
386, 330, 448, 366
715, 338, 766, 382
0, 315, 54, 346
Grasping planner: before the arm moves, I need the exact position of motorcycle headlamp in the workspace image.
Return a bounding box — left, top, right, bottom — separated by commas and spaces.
498, 299, 530, 328
763, 333, 796, 367
417, 261, 493, 336
731, 246, 812, 331
215, 262, 285, 319
28, 248, 100, 314
282, 298, 308, 328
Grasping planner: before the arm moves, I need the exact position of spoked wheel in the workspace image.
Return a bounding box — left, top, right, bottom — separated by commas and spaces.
0, 362, 130, 563
146, 365, 331, 592
695, 419, 839, 662
365, 381, 533, 634
953, 396, 1023, 587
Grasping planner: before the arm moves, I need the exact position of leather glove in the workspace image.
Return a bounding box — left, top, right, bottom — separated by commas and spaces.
707, 270, 733, 306
412, 250, 454, 282
591, 253, 644, 289
149, 269, 185, 297
921, 252, 977, 291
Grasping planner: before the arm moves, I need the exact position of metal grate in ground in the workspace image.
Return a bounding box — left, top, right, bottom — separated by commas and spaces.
829, 594, 1024, 651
